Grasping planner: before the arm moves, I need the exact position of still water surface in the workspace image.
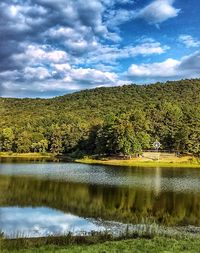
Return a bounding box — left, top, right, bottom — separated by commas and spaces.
0, 160, 200, 238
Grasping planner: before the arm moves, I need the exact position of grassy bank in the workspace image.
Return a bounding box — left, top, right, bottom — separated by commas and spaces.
76, 156, 200, 168
0, 152, 55, 159
1, 152, 200, 168
1, 237, 200, 253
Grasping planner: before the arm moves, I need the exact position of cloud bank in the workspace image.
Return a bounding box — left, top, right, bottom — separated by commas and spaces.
128, 51, 200, 81
0, 0, 199, 97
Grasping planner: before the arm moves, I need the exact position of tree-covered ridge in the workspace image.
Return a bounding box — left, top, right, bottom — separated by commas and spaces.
0, 79, 200, 155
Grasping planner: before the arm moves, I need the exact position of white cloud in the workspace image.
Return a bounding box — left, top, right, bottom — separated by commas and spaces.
53, 63, 71, 71
26, 45, 68, 63
1, 63, 122, 96
48, 27, 85, 41
13, 44, 68, 65
102, 0, 135, 4
70, 68, 118, 85
0, 0, 192, 98
105, 0, 180, 29
1, 2, 47, 31
1, 37, 169, 97
128, 58, 179, 77
24, 67, 51, 80
86, 41, 168, 65
137, 0, 180, 25
106, 9, 135, 28
128, 51, 200, 80
179, 35, 200, 48
128, 42, 169, 56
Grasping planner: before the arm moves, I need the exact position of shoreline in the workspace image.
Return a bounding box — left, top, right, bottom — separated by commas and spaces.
0, 152, 55, 159
75, 157, 200, 168
0, 152, 200, 168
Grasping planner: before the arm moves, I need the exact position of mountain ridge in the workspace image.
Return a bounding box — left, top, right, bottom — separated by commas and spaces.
0, 79, 200, 155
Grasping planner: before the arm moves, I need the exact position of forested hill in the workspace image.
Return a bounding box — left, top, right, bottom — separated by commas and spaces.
0, 79, 200, 155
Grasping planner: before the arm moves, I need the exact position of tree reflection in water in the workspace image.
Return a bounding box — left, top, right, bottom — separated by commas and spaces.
0, 173, 200, 227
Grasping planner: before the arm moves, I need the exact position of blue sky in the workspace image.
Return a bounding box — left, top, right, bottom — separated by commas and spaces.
0, 0, 200, 97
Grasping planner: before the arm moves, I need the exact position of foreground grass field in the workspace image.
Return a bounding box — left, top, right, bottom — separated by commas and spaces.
1, 237, 200, 253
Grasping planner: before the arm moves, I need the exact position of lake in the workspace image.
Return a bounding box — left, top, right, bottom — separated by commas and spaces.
0, 159, 200, 238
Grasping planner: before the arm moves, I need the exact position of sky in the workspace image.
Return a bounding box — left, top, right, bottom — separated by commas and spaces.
0, 0, 200, 98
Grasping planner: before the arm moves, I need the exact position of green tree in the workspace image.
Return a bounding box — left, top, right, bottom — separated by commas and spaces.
31, 139, 48, 153
16, 131, 32, 153
95, 115, 150, 156
1, 128, 15, 151
50, 125, 63, 154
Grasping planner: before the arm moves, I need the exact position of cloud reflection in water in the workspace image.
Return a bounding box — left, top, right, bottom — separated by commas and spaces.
0, 207, 106, 238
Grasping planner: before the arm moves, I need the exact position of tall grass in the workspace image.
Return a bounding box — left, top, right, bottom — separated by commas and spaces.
1, 224, 200, 251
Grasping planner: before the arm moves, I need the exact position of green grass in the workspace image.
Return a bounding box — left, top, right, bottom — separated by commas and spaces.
0, 152, 54, 158
76, 157, 200, 168
1, 237, 200, 253
1, 152, 200, 168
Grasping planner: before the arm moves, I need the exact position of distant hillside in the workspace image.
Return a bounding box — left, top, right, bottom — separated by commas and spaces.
0, 79, 200, 155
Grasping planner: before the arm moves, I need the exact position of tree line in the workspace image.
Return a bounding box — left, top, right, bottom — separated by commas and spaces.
0, 79, 200, 156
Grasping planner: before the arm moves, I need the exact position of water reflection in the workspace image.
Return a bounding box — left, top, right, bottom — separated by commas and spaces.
0, 207, 107, 238
0, 162, 200, 193
0, 174, 200, 227
0, 160, 200, 235
154, 167, 161, 196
